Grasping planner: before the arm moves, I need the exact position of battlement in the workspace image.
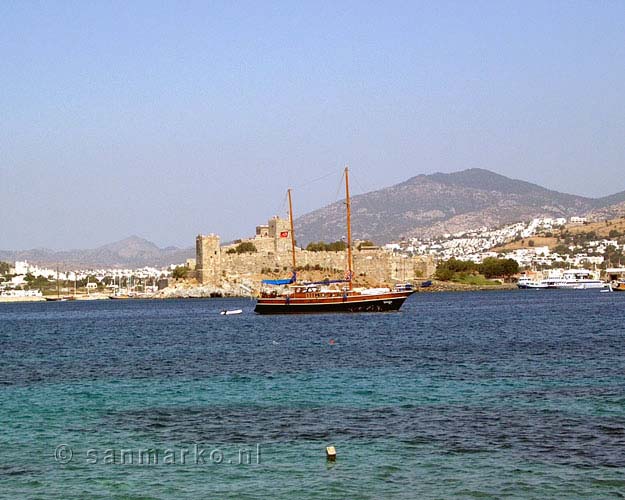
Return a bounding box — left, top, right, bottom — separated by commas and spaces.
194, 218, 435, 285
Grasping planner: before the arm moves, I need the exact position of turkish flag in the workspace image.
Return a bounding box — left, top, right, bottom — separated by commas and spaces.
280, 231, 289, 238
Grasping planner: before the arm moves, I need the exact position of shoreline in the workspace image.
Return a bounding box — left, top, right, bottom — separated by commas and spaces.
0, 281, 523, 303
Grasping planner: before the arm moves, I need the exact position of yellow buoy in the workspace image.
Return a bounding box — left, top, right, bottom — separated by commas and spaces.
326, 445, 336, 461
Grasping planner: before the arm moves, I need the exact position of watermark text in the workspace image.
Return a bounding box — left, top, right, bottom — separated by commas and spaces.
54, 443, 261, 466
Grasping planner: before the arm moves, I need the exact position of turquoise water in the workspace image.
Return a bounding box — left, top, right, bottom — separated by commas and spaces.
1, 291, 625, 499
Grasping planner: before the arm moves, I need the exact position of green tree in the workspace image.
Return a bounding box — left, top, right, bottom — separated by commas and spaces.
479, 258, 501, 279
172, 266, 189, 279
478, 258, 519, 280
357, 240, 375, 250
435, 268, 454, 281
0, 261, 10, 275
501, 258, 519, 280
226, 242, 258, 254
554, 244, 570, 255
305, 241, 347, 252
236, 242, 257, 253
438, 258, 476, 273
23, 274, 51, 290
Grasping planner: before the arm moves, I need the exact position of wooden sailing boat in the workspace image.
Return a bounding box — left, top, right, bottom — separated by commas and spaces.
44, 266, 69, 301
254, 167, 415, 314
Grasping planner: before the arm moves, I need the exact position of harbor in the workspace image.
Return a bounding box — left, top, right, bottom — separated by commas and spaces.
3, 0, 625, 497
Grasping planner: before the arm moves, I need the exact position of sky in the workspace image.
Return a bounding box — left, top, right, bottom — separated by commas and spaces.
1, 0, 624, 250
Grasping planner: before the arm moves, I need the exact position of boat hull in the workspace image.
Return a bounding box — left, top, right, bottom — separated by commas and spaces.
254, 291, 412, 315
547, 282, 606, 289
517, 283, 548, 289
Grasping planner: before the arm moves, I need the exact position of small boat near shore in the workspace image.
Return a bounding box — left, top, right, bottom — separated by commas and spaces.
44, 266, 75, 301
517, 275, 548, 289
611, 281, 625, 292
220, 309, 243, 315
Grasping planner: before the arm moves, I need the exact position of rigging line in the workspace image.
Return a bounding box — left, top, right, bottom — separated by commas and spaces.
332, 169, 346, 204
352, 173, 372, 197
272, 191, 289, 220
293, 169, 340, 189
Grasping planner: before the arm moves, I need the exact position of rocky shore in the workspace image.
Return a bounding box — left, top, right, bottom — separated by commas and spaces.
414, 281, 518, 293
0, 280, 517, 303
151, 281, 255, 299
151, 279, 517, 299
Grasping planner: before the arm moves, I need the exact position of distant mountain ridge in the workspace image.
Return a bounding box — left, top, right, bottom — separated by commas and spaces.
4, 169, 625, 266
294, 168, 625, 245
0, 236, 194, 269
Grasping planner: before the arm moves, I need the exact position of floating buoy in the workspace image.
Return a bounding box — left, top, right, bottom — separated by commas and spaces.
329, 339, 335, 345
326, 445, 336, 461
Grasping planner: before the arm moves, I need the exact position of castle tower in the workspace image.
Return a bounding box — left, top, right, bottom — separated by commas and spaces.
268, 216, 292, 255
196, 234, 221, 285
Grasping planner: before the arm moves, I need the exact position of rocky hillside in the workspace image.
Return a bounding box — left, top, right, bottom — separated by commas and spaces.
294, 168, 625, 245
0, 236, 194, 269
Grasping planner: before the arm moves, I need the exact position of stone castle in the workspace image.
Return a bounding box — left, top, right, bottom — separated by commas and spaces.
194, 216, 435, 286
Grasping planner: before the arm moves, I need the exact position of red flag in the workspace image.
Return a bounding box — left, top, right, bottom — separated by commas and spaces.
280, 231, 289, 238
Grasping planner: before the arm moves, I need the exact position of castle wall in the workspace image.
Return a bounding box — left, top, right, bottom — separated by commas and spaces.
196, 217, 435, 286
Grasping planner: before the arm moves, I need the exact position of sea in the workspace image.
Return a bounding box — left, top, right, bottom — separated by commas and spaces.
1, 290, 625, 499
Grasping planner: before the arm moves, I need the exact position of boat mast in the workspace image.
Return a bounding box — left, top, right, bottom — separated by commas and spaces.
287, 188, 297, 274
345, 166, 353, 290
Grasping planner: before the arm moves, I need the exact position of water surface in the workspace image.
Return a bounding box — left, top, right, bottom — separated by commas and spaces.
1, 291, 624, 498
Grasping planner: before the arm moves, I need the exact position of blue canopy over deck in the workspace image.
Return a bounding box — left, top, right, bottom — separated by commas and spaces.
262, 272, 297, 286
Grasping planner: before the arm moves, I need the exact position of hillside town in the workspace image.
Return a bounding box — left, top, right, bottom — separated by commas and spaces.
3, 215, 625, 301
0, 261, 170, 300
389, 216, 625, 270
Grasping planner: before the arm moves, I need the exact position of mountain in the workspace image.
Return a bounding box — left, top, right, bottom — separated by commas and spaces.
294, 168, 625, 245
0, 236, 194, 269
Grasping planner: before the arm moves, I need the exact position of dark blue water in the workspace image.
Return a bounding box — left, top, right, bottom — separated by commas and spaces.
1, 291, 625, 498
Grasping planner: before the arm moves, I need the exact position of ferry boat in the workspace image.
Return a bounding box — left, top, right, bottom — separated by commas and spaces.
254, 167, 415, 314
518, 269, 606, 290
542, 269, 606, 289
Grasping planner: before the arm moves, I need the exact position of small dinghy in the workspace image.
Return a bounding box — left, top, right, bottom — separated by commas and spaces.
220, 309, 243, 315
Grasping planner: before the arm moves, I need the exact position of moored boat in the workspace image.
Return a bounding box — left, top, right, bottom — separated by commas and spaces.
254, 167, 415, 314
611, 281, 625, 292
517, 274, 548, 289
541, 269, 606, 289
255, 283, 413, 314
221, 309, 243, 315
518, 270, 606, 290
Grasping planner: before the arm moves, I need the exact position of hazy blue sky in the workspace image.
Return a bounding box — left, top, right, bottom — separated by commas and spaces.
1, 0, 624, 250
